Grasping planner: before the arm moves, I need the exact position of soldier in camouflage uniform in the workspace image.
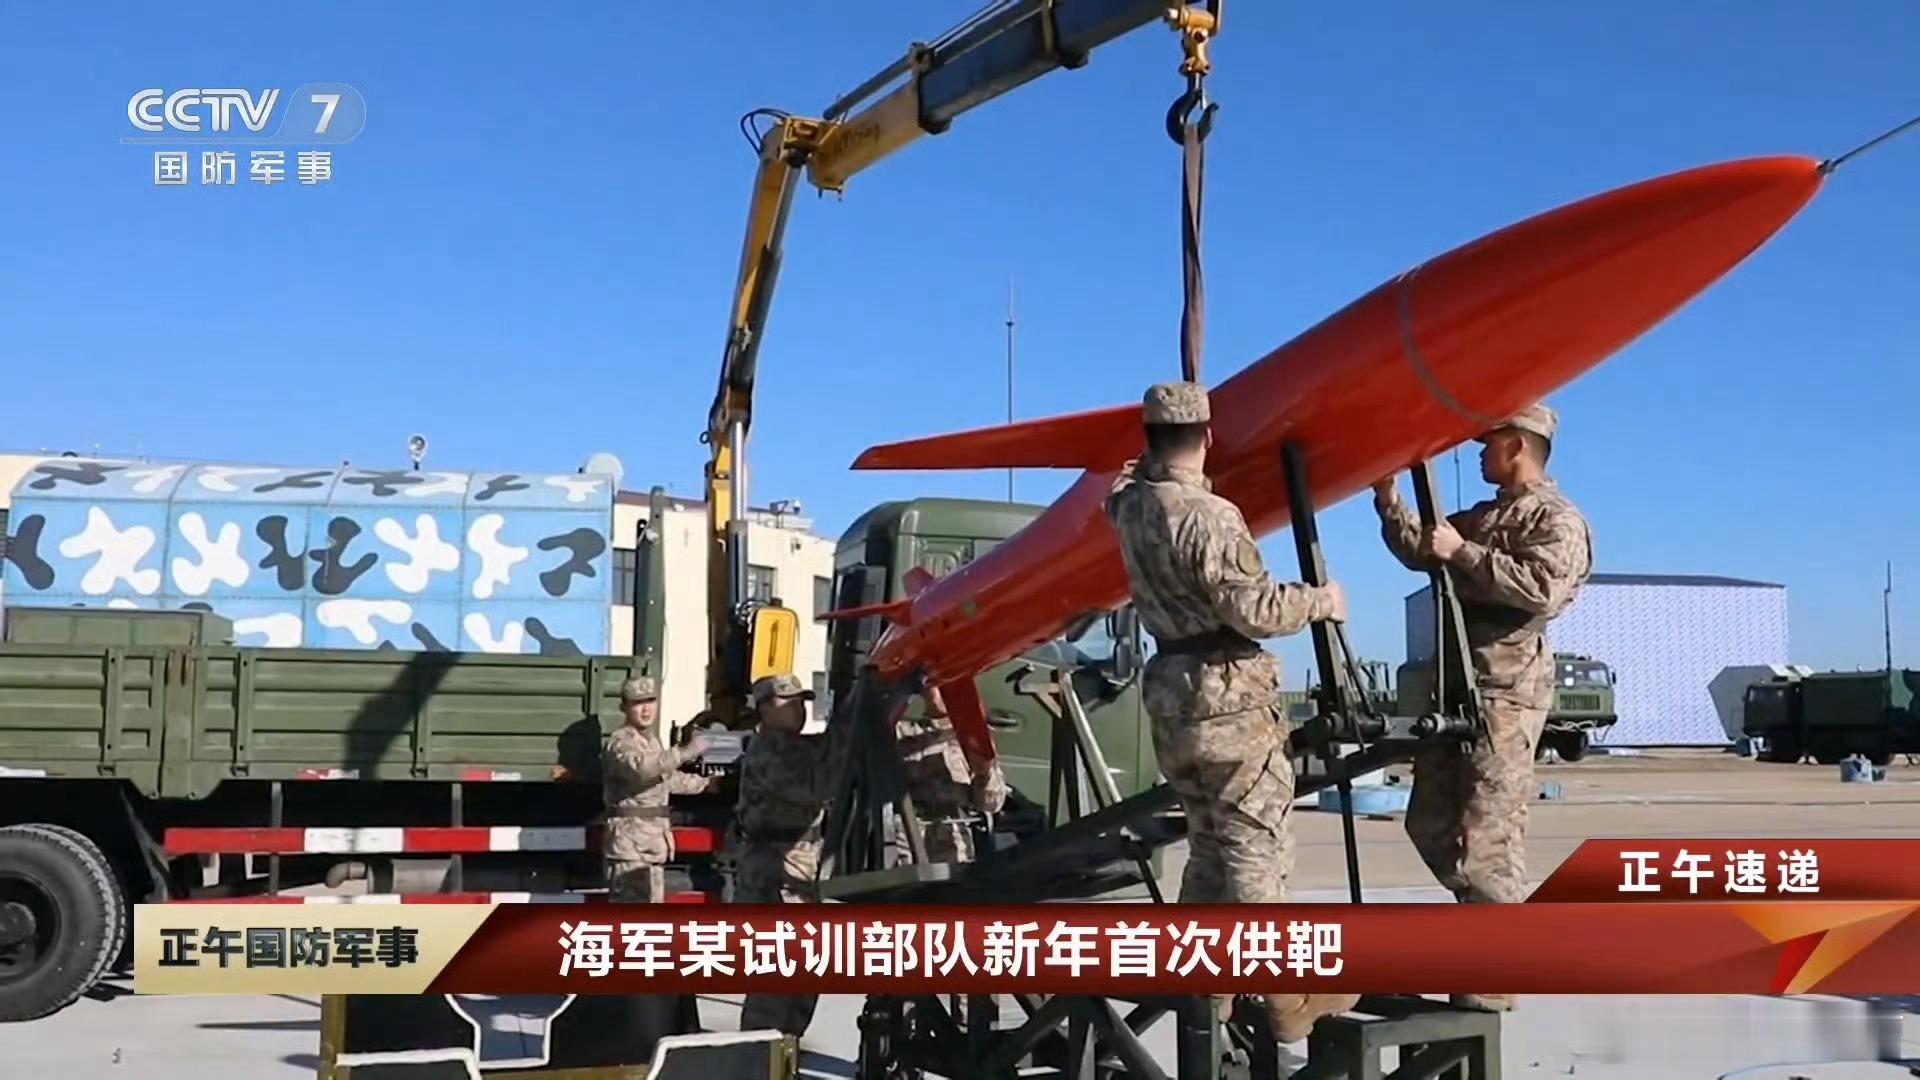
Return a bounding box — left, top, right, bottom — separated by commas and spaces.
602, 676, 712, 902
1104, 381, 1359, 1043
732, 673, 835, 1038
892, 683, 1009, 863
1373, 403, 1592, 1011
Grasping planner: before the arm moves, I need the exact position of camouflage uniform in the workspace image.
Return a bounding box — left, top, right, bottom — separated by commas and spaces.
732, 674, 836, 1037
892, 708, 1009, 863
602, 677, 713, 902
1377, 404, 1592, 905
1103, 383, 1341, 905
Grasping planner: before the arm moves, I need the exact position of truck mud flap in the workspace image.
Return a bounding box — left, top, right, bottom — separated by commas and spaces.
317, 992, 742, 1079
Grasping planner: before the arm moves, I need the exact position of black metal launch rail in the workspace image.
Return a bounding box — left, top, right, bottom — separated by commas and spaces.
814, 451, 1504, 1080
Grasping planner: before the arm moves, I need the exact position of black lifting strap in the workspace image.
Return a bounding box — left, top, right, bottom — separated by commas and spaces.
1167, 80, 1217, 384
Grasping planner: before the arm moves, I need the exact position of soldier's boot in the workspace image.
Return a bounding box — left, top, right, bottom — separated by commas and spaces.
1450, 993, 1516, 1012
1261, 993, 1363, 1043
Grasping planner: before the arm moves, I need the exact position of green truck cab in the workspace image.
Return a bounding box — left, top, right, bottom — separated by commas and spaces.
1543, 653, 1617, 761
1394, 652, 1616, 762
824, 497, 1157, 811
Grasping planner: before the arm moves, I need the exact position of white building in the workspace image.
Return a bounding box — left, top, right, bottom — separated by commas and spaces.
609, 491, 836, 727
1405, 573, 1790, 746
0, 453, 37, 609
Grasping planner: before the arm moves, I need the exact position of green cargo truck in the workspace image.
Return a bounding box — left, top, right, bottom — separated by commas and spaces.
1543, 654, 1618, 762
0, 496, 1160, 1022
1394, 652, 1616, 762
1745, 668, 1920, 766
1282, 659, 1396, 724
1741, 674, 1806, 762
0, 605, 666, 1021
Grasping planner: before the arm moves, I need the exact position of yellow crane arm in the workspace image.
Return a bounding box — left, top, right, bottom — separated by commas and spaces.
703, 1, 1220, 724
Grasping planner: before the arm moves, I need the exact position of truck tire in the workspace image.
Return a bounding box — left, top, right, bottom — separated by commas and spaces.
12, 825, 128, 990
1757, 735, 1801, 764
1556, 730, 1591, 763
0, 825, 125, 1022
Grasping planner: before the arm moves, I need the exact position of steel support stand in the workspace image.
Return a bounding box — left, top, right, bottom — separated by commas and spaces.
821, 453, 1505, 1076
268, 779, 283, 898
1057, 669, 1123, 810
1408, 460, 1487, 736
1279, 442, 1372, 904
449, 779, 465, 893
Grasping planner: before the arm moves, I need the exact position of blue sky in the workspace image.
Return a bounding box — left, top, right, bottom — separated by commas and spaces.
1, 3, 1915, 680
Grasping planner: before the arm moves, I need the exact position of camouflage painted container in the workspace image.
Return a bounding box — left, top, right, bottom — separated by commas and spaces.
2, 457, 616, 656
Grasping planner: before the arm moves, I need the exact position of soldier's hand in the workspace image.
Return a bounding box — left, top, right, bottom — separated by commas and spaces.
684, 733, 711, 760
1318, 582, 1349, 623
1371, 475, 1397, 503
1421, 521, 1465, 561
922, 684, 949, 718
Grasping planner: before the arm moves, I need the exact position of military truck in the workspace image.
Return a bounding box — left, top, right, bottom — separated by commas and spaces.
1283, 659, 1396, 724
1542, 653, 1617, 762
1394, 652, 1616, 762
0, 494, 1159, 1022
1741, 673, 1807, 762
0, 604, 692, 1022
1744, 668, 1919, 766
824, 497, 1156, 811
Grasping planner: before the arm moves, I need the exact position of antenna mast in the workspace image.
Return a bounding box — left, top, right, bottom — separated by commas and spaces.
1885, 561, 1895, 673
1006, 275, 1016, 502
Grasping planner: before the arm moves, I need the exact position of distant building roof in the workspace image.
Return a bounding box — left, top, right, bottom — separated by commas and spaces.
1404, 571, 1785, 602
1587, 573, 1784, 589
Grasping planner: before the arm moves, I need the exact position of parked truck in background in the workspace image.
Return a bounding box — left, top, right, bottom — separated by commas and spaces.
1282, 659, 1396, 723
1542, 654, 1618, 761
1395, 652, 1616, 762
1743, 667, 1919, 766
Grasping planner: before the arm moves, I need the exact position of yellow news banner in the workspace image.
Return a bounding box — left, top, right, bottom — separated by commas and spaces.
134, 904, 492, 995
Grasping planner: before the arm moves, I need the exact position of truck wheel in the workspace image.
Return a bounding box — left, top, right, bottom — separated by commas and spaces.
1556, 730, 1591, 763
0, 825, 125, 1022
1758, 736, 1801, 764
1866, 746, 1893, 767
12, 825, 128, 988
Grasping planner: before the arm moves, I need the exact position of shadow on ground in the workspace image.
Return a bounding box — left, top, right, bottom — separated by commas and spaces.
797, 1051, 855, 1079
202, 1018, 320, 1033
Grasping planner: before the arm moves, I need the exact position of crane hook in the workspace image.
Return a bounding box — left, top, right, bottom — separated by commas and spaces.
1165, 79, 1218, 146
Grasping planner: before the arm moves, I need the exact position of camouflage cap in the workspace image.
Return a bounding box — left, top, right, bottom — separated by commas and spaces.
751, 673, 815, 708
1477, 403, 1557, 443
619, 676, 658, 703
1143, 381, 1210, 425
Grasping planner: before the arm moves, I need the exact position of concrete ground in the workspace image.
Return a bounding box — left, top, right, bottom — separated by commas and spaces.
4, 749, 1919, 1079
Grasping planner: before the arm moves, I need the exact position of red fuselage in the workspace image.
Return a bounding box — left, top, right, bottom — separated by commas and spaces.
861, 156, 1823, 688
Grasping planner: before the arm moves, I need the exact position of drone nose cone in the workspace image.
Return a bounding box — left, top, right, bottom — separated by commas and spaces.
1404, 155, 1823, 424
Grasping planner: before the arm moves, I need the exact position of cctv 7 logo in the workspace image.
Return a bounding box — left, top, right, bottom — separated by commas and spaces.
311, 94, 339, 135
